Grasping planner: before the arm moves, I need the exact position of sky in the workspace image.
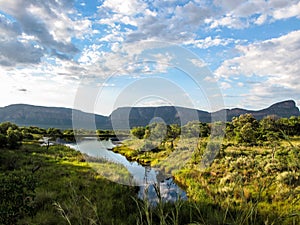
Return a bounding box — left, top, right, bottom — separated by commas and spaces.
0, 0, 300, 116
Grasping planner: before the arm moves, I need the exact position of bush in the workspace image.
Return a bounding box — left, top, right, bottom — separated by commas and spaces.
0, 172, 37, 224
7, 128, 22, 149
131, 126, 146, 139
0, 133, 7, 147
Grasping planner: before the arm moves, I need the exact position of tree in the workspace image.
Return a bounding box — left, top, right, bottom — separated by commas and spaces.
0, 122, 18, 135
46, 128, 63, 139
225, 122, 235, 140
182, 121, 200, 138
63, 129, 75, 142
7, 128, 22, 149
131, 126, 146, 139
0, 134, 7, 148
21, 129, 33, 140
146, 122, 167, 141
233, 114, 259, 146
238, 122, 257, 146
167, 124, 181, 139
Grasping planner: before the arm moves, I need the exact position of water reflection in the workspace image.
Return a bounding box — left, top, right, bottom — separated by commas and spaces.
67, 138, 186, 203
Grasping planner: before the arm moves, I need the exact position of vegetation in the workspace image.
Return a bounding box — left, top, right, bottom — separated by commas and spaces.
0, 115, 300, 224
114, 115, 300, 224
0, 143, 139, 224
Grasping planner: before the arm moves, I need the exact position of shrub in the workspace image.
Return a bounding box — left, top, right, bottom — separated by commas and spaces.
0, 172, 37, 224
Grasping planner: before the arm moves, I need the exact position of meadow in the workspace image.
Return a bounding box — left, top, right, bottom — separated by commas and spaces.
0, 114, 300, 224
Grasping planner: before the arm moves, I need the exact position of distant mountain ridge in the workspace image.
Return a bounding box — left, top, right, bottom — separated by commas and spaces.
0, 100, 299, 129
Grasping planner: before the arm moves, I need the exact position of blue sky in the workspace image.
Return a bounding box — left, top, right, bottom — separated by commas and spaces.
0, 0, 300, 115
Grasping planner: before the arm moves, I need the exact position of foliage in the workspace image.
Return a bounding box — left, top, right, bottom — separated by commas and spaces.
7, 127, 22, 149
182, 121, 210, 138
0, 122, 22, 149
47, 127, 63, 139
0, 144, 139, 224
131, 126, 146, 139
232, 114, 259, 146
1, 114, 300, 224
166, 124, 181, 139
0, 171, 37, 224
0, 133, 7, 147
145, 122, 168, 141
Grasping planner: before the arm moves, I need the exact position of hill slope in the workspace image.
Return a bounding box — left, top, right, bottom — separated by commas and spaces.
0, 104, 109, 129
0, 100, 299, 129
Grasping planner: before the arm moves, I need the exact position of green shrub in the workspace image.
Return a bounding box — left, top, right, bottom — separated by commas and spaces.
0, 172, 37, 224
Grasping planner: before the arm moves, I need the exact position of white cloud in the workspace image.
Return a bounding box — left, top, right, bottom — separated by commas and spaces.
216, 30, 300, 107
220, 81, 231, 90
101, 0, 147, 16
190, 59, 207, 68
0, 0, 299, 113
272, 1, 300, 19
0, 0, 92, 66
211, 0, 300, 29
187, 36, 235, 49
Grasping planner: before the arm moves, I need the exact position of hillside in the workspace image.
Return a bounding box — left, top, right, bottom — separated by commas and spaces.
0, 104, 109, 129
0, 100, 299, 129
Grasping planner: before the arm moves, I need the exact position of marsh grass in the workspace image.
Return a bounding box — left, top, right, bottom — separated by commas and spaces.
1, 135, 299, 224
53, 183, 101, 225
1, 143, 139, 224
134, 183, 188, 225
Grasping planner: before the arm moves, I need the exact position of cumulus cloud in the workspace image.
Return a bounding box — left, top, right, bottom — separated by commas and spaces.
98, 0, 214, 44
0, 0, 91, 66
0, 0, 300, 113
210, 0, 300, 29
215, 30, 300, 107
186, 36, 236, 49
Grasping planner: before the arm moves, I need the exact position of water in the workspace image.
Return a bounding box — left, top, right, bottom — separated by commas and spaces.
66, 138, 186, 203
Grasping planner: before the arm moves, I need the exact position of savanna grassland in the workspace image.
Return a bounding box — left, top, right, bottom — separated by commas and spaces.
114, 114, 300, 224
0, 114, 300, 224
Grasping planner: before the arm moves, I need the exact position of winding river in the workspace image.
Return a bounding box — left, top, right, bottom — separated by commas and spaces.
66, 138, 186, 203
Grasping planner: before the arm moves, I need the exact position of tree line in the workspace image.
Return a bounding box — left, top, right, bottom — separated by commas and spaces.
131, 114, 300, 146
1, 113, 300, 149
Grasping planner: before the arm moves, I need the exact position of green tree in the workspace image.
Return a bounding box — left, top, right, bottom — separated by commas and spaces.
131, 126, 146, 139
0, 134, 7, 148
146, 122, 167, 141
27, 126, 47, 135
21, 129, 33, 140
46, 128, 63, 139
182, 121, 210, 138
0, 122, 18, 135
63, 129, 75, 142
7, 128, 22, 149
225, 122, 235, 140
233, 114, 259, 146
167, 124, 181, 139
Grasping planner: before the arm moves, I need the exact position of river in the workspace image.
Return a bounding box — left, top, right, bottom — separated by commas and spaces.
66, 138, 186, 203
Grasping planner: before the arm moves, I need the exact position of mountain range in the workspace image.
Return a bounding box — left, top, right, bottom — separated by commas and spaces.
0, 100, 299, 129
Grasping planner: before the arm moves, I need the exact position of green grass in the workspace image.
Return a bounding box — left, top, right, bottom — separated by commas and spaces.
1, 137, 300, 224
114, 136, 300, 224
0, 143, 139, 224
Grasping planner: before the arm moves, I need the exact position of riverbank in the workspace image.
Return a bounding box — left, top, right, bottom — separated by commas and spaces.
112, 139, 171, 166
1, 139, 299, 224
113, 137, 300, 225
0, 143, 139, 224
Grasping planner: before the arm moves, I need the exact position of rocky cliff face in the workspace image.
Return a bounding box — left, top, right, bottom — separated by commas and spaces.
0, 100, 299, 129
225, 100, 300, 121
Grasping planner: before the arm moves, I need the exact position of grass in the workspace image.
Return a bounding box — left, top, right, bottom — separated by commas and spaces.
0, 143, 139, 224
1, 136, 299, 224
114, 136, 300, 224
